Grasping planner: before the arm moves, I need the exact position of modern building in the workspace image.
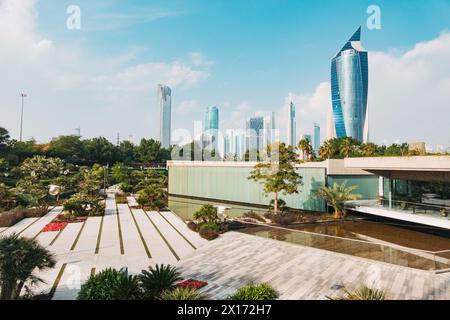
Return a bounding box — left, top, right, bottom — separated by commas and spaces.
246, 116, 265, 151
203, 106, 220, 154
330, 27, 369, 143
287, 97, 297, 147
157, 84, 172, 148
314, 123, 321, 155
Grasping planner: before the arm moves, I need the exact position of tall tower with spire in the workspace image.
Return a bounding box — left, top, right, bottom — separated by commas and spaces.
330, 27, 369, 142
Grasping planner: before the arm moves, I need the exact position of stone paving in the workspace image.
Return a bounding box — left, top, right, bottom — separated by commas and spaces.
2, 195, 450, 300
177, 232, 450, 300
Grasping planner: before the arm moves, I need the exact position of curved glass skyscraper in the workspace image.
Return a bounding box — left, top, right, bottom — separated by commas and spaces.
330, 27, 369, 142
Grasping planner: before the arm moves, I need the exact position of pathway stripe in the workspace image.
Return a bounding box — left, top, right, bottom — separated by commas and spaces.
144, 211, 180, 261
70, 219, 87, 251
126, 205, 152, 258
95, 216, 104, 254
115, 204, 125, 255
159, 211, 208, 248
130, 208, 177, 264
158, 212, 196, 249
48, 263, 67, 299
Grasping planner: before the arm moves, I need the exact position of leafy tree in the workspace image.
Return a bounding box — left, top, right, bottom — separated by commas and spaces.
193, 204, 218, 224
111, 162, 132, 185
47, 135, 84, 164
0, 183, 16, 211
0, 235, 56, 300
248, 143, 302, 214
136, 138, 171, 164
118, 141, 136, 165
19, 155, 64, 180
138, 264, 182, 300
314, 182, 361, 219
0, 127, 10, 155
83, 137, 118, 165
6, 140, 42, 165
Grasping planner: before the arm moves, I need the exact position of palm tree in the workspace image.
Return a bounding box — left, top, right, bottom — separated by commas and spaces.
298, 138, 313, 161
314, 182, 361, 219
319, 140, 335, 159
360, 143, 378, 157
139, 264, 182, 300
0, 234, 56, 300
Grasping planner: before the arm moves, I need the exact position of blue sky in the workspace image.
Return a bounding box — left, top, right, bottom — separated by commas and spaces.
1, 0, 449, 147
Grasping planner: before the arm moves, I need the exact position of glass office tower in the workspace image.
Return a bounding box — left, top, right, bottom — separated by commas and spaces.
203, 106, 219, 153
157, 84, 172, 148
287, 100, 296, 147
314, 123, 321, 155
204, 106, 219, 131
331, 27, 369, 142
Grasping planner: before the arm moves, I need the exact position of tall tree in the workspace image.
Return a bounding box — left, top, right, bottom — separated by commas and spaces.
248, 143, 302, 214
298, 138, 314, 161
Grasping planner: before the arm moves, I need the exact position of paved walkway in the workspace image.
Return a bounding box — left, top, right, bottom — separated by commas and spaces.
177, 232, 450, 300
0, 193, 207, 300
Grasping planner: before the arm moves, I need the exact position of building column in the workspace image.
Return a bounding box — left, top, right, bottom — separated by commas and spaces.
378, 176, 384, 198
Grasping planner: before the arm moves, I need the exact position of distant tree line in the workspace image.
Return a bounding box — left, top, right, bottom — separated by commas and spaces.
0, 127, 171, 167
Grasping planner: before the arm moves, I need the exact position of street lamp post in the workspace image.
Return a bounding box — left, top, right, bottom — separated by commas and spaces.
19, 93, 27, 142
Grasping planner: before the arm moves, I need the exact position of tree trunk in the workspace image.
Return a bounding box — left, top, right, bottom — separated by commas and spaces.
334, 210, 343, 219
274, 193, 279, 215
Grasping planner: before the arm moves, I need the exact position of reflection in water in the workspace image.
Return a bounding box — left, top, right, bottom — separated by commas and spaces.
169, 196, 450, 270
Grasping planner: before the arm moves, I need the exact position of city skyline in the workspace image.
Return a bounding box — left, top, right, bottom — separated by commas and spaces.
0, 1, 449, 149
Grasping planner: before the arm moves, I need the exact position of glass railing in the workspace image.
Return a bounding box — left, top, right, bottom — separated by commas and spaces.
238, 222, 450, 272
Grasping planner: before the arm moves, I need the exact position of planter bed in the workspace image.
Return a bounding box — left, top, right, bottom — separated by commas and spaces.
0, 208, 49, 227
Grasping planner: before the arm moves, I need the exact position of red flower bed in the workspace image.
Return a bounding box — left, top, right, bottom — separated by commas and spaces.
42, 222, 67, 232
177, 279, 208, 289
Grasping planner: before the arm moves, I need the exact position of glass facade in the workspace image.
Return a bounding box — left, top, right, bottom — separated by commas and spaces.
314, 123, 321, 155
157, 84, 172, 148
288, 101, 296, 146
331, 27, 368, 142
204, 106, 219, 131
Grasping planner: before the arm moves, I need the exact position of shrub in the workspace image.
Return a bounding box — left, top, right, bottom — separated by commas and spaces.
160, 287, 206, 300
199, 227, 219, 240
228, 283, 278, 300
77, 268, 126, 300
193, 205, 218, 224
63, 193, 105, 217
330, 285, 386, 300
177, 279, 208, 289
264, 212, 298, 225
119, 183, 133, 194
242, 211, 266, 223
138, 264, 182, 300
115, 193, 128, 204
113, 274, 142, 300
186, 221, 199, 232
137, 185, 167, 211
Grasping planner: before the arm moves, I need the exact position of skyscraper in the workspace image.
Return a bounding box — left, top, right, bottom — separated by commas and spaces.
246, 116, 264, 151
204, 106, 219, 131
157, 84, 172, 148
314, 123, 321, 155
287, 96, 296, 147
330, 27, 369, 143
203, 106, 219, 153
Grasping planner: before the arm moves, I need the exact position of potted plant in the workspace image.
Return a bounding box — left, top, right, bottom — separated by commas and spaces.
440, 208, 448, 217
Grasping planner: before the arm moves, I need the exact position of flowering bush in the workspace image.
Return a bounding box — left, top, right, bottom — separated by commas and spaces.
42, 222, 67, 232
177, 279, 208, 290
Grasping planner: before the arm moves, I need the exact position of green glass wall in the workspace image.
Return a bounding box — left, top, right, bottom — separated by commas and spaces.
327, 175, 378, 200
168, 165, 327, 212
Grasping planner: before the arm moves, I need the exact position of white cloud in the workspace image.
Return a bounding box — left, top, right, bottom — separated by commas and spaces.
0, 0, 209, 143
176, 100, 200, 115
